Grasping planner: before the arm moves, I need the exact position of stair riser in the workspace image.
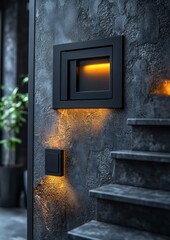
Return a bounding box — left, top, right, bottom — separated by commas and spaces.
68, 235, 88, 240
113, 160, 170, 191
131, 126, 170, 152
97, 199, 170, 236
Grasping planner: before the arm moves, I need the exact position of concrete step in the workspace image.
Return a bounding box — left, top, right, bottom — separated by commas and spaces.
111, 150, 170, 191
90, 184, 170, 235
127, 118, 170, 152
111, 150, 170, 163
90, 184, 170, 210
131, 126, 170, 152
68, 220, 169, 240
127, 118, 170, 126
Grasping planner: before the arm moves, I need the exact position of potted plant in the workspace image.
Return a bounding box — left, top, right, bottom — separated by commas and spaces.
0, 76, 28, 207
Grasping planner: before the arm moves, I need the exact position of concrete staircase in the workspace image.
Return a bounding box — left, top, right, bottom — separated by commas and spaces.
68, 118, 170, 240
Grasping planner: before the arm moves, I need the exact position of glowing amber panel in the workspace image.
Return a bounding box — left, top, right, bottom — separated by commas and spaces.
151, 80, 170, 96
83, 63, 110, 72
78, 61, 110, 92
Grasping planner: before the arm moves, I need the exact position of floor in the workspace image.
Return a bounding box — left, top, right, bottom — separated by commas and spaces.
0, 208, 27, 240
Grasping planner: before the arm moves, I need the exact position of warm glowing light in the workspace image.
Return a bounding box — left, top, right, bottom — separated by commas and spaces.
39, 108, 112, 229
83, 63, 110, 74
37, 107, 112, 232
34, 175, 79, 231
151, 80, 170, 96
78, 62, 110, 91
43, 109, 111, 150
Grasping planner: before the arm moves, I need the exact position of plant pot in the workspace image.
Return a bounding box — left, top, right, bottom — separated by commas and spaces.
0, 165, 23, 208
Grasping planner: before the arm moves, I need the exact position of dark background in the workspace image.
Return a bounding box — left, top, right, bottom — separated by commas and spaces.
0, 0, 28, 168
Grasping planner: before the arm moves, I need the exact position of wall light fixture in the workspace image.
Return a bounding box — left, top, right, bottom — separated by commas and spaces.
53, 36, 124, 109
45, 149, 64, 176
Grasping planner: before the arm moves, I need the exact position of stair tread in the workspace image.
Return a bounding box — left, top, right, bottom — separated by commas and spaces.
90, 184, 170, 210
127, 118, 170, 126
68, 220, 169, 240
111, 150, 170, 163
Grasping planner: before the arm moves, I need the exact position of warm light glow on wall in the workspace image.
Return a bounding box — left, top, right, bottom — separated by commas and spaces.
38, 108, 111, 226
34, 175, 79, 231
83, 63, 110, 74
151, 80, 170, 96
38, 176, 77, 201
43, 109, 111, 150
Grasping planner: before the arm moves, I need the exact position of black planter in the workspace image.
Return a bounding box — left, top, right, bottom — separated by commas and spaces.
0, 165, 23, 208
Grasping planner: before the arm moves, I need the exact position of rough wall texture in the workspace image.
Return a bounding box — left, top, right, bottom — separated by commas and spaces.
34, 0, 170, 239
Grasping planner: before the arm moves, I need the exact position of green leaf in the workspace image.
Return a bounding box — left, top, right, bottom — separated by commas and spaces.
15, 102, 22, 108
0, 139, 7, 144
14, 127, 20, 133
0, 139, 9, 151
10, 137, 22, 144
12, 87, 18, 95
0, 80, 28, 152
22, 76, 28, 84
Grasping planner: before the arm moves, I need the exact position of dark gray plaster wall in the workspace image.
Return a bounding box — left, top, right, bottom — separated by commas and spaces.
34, 0, 170, 239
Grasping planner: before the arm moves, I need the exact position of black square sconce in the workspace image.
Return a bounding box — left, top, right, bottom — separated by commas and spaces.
45, 149, 64, 176
53, 36, 123, 109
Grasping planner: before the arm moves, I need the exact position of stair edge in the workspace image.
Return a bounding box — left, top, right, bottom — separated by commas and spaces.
111, 150, 170, 163
89, 184, 170, 210
68, 220, 170, 240
127, 118, 170, 126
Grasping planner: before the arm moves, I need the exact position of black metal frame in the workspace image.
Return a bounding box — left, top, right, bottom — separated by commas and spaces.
27, 0, 35, 239
53, 36, 123, 109
64, 47, 112, 100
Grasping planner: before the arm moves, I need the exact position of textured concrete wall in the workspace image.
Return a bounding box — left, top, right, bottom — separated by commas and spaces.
34, 1, 170, 239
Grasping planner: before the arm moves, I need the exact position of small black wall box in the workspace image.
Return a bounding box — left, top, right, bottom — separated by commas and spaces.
45, 149, 64, 176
